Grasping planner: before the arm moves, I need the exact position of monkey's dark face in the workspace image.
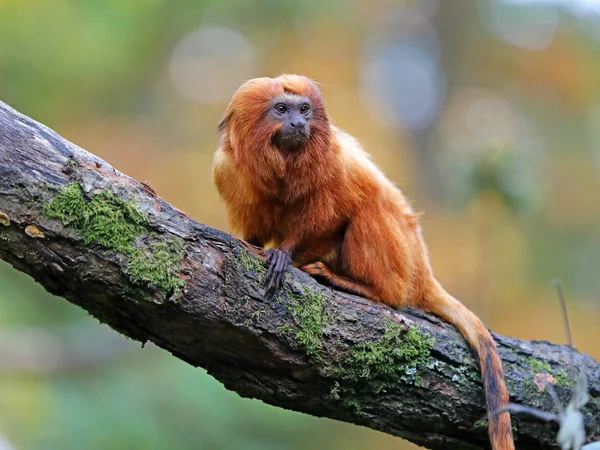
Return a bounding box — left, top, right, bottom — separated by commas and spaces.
270, 94, 312, 152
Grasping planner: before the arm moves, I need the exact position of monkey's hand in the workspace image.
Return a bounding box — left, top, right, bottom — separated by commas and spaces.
264, 248, 291, 297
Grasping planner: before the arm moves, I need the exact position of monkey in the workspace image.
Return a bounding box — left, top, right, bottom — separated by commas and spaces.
213, 74, 514, 450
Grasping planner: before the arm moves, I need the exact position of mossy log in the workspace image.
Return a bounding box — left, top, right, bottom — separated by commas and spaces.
0, 100, 598, 450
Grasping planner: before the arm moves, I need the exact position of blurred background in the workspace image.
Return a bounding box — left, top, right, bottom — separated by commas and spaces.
1, 0, 599, 448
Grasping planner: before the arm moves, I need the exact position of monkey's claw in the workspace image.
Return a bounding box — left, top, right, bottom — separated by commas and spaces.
264, 248, 291, 297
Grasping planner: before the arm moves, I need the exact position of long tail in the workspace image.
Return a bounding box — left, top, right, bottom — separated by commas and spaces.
425, 280, 514, 450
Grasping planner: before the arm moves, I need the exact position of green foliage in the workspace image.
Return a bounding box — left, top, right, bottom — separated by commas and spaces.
44, 183, 184, 295
281, 287, 329, 357
446, 148, 541, 214
0, 0, 199, 121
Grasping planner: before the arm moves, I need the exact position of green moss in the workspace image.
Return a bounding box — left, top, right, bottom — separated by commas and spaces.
128, 239, 185, 294
64, 158, 79, 174
44, 182, 147, 252
330, 382, 362, 413
342, 397, 362, 413
528, 357, 551, 374
333, 321, 435, 393
282, 287, 328, 357
238, 249, 265, 278
44, 182, 185, 296
473, 419, 488, 431
244, 308, 267, 327
17, 184, 33, 200
554, 370, 571, 387
326, 320, 434, 411
330, 381, 341, 400
527, 357, 572, 388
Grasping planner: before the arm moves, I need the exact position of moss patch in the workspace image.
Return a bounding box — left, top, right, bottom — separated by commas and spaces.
528, 358, 552, 374
279, 287, 328, 357
128, 239, 185, 294
44, 182, 185, 296
238, 249, 265, 278
333, 320, 435, 392
528, 357, 571, 388
63, 157, 79, 174
328, 320, 434, 411
44, 182, 147, 252
473, 419, 488, 431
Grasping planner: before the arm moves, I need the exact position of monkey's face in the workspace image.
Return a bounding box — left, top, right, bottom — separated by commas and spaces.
270, 94, 312, 152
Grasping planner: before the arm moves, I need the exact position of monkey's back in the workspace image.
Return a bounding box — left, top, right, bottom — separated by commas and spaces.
331, 130, 434, 306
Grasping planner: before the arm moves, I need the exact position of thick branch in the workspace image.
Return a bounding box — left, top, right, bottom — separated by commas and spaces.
0, 100, 598, 450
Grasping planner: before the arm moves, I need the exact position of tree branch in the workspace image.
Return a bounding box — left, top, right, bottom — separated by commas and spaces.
0, 100, 598, 450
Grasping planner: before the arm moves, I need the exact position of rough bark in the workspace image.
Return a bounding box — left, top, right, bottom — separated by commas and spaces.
0, 100, 598, 450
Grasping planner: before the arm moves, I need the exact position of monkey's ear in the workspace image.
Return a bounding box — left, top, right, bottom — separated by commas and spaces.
217, 112, 233, 133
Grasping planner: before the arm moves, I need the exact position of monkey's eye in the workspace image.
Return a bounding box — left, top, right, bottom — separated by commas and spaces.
300, 104, 310, 115
275, 104, 287, 114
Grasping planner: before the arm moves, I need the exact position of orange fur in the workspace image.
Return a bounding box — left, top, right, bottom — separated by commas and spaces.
213, 74, 514, 450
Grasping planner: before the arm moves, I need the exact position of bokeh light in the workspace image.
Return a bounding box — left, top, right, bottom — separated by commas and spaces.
439, 87, 518, 155
480, 1, 558, 50
359, 7, 444, 130
169, 26, 257, 103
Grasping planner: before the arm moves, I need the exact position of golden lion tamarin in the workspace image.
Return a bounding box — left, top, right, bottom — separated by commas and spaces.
213, 74, 514, 450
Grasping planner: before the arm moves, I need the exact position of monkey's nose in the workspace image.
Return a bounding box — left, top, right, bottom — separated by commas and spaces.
290, 121, 306, 130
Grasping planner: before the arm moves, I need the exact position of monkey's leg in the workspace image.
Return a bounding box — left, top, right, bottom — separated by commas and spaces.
301, 262, 382, 302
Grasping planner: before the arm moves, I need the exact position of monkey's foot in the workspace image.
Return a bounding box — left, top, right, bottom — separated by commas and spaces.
300, 262, 329, 279
264, 248, 291, 297
300, 262, 383, 302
